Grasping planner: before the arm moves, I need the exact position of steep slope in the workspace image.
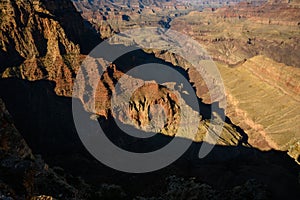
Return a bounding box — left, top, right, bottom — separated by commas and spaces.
0, 0, 299, 199
217, 56, 300, 156
169, 0, 300, 163
0, 0, 101, 96
0, 98, 89, 199
0, 0, 245, 160
1, 78, 299, 199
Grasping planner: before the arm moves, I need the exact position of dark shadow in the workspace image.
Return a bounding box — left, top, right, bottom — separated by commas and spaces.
0, 42, 25, 73
0, 0, 102, 74
40, 0, 102, 54
122, 14, 130, 21
0, 78, 299, 200
225, 116, 252, 147
92, 43, 215, 120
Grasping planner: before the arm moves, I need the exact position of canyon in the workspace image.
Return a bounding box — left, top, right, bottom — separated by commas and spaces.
169, 0, 300, 162
0, 0, 299, 199
75, 0, 300, 162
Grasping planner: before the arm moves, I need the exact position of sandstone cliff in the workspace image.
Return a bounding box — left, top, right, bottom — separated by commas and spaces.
0, 0, 101, 96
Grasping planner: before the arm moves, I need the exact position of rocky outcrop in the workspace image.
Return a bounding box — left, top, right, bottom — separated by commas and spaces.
0, 0, 299, 199
127, 83, 180, 135
150, 1, 300, 162
0, 98, 89, 199
135, 176, 270, 200
74, 49, 243, 145
0, 0, 101, 96
2, 77, 299, 199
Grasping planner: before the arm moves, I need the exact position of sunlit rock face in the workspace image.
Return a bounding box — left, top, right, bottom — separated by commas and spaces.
0, 0, 101, 96
124, 83, 181, 135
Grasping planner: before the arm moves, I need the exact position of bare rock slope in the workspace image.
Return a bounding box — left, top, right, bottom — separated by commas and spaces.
169, 0, 300, 162
0, 0, 100, 96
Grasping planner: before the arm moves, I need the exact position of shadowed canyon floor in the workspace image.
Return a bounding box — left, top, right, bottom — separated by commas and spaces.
0, 78, 299, 199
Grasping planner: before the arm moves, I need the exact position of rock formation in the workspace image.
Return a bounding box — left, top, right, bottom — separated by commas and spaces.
0, 0, 299, 199
169, 0, 300, 162
0, 0, 101, 96
0, 98, 89, 199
